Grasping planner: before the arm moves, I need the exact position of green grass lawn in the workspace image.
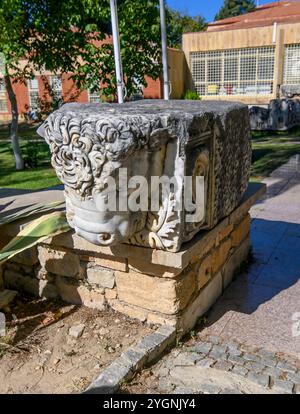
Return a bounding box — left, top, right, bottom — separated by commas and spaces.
0, 128, 60, 190
0, 122, 40, 141
251, 125, 300, 143
251, 127, 300, 180
251, 141, 300, 179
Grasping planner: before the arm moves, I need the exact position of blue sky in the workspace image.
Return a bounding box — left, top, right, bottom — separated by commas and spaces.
166, 0, 272, 22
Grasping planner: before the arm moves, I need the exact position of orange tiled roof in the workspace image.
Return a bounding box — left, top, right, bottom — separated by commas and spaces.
207, 1, 300, 32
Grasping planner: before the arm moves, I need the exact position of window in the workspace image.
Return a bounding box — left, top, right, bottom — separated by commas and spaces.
0, 79, 7, 112
50, 75, 62, 101
88, 89, 101, 103
283, 44, 300, 85
224, 58, 238, 82
28, 77, 39, 110
190, 46, 275, 97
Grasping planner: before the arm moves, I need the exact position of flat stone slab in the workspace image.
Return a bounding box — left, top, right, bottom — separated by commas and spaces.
122, 334, 300, 394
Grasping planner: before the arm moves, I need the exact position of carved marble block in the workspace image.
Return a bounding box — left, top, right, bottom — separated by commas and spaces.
38, 100, 251, 252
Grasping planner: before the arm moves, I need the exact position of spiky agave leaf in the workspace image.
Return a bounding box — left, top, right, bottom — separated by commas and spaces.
0, 201, 65, 226
0, 211, 70, 265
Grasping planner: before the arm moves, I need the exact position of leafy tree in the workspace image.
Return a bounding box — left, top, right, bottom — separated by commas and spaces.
215, 0, 256, 21
75, 0, 161, 101
0, 0, 161, 170
166, 8, 206, 48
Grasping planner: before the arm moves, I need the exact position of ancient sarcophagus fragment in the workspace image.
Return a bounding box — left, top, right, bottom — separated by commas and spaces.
38, 100, 251, 252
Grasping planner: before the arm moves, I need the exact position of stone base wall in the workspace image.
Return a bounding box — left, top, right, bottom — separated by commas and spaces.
2, 183, 265, 336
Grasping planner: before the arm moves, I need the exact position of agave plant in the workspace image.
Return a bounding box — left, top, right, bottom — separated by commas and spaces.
0, 203, 70, 292
0, 211, 70, 265
0, 200, 65, 226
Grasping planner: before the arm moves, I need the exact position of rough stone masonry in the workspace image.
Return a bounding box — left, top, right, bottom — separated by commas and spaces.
3, 100, 264, 335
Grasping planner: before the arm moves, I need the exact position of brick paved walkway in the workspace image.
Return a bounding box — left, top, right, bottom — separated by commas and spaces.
123, 154, 300, 394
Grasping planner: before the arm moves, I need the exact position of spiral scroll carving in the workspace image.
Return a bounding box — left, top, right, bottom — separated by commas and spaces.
43, 114, 166, 197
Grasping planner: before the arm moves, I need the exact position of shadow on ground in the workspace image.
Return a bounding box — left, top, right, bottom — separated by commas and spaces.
200, 218, 300, 356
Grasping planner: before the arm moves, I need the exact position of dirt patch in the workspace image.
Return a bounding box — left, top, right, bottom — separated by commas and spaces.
0, 294, 152, 394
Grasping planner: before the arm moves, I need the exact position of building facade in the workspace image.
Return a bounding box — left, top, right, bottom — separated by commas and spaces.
183, 1, 300, 104
0, 72, 163, 122
0, 48, 186, 122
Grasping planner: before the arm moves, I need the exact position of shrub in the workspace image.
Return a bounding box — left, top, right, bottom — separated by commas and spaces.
182, 90, 201, 100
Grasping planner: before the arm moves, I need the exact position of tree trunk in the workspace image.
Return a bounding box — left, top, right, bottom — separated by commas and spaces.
4, 69, 24, 170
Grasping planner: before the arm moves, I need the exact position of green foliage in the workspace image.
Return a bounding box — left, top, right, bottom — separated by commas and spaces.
215, 0, 256, 21
0, 0, 162, 101
0, 211, 70, 265
23, 140, 40, 168
0, 139, 60, 189
251, 125, 300, 142
87, 0, 162, 100
182, 90, 201, 100
166, 7, 206, 48
251, 141, 300, 179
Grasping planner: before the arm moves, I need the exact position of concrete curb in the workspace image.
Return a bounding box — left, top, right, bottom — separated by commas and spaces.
84, 325, 176, 394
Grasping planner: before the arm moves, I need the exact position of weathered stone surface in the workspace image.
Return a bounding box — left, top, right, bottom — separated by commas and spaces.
286, 371, 300, 383
214, 360, 233, 372
216, 223, 233, 246
105, 288, 117, 300
196, 255, 212, 290
272, 379, 294, 394
280, 85, 300, 99
135, 329, 176, 365
172, 352, 203, 366
212, 238, 232, 274
179, 272, 222, 333
231, 214, 251, 247
90, 255, 127, 272
4, 270, 58, 299
11, 247, 39, 266
86, 265, 115, 288
247, 372, 270, 388
85, 356, 133, 394
109, 300, 148, 322
34, 266, 55, 282
232, 365, 249, 377
245, 361, 265, 373
276, 360, 297, 373
191, 342, 212, 354
250, 99, 300, 131
121, 348, 147, 372
55, 277, 105, 309
5, 261, 34, 276
128, 259, 181, 278
294, 384, 300, 394
222, 237, 250, 290
69, 324, 85, 338
43, 183, 265, 269
210, 345, 228, 359
146, 312, 177, 327
38, 246, 81, 278
0, 289, 17, 310
38, 100, 251, 252
227, 354, 245, 365
115, 270, 195, 315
